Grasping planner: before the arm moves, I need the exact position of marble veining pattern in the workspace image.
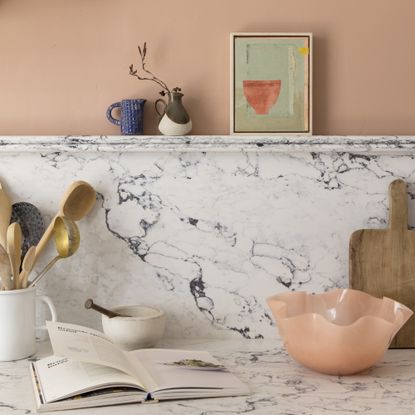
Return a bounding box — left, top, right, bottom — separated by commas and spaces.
0, 339, 415, 414
0, 137, 414, 339
1, 135, 415, 153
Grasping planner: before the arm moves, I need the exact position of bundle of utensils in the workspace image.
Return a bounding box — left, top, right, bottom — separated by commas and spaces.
0, 181, 96, 290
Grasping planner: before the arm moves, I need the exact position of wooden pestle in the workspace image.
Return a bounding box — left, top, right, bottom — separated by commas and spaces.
84, 298, 129, 319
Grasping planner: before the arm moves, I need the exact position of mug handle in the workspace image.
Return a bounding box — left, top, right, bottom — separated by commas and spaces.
106, 102, 121, 126
36, 295, 58, 334
155, 99, 167, 117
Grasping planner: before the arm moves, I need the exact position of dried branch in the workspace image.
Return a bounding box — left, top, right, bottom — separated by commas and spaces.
129, 42, 170, 96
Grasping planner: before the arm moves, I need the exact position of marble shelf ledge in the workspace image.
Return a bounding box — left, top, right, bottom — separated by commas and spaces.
0, 135, 415, 154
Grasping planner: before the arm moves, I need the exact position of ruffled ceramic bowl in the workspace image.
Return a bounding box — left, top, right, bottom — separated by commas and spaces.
267, 288, 413, 375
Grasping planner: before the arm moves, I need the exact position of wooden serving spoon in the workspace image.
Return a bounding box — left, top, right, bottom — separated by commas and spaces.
6, 223, 22, 289
34, 181, 96, 263
30, 217, 80, 287
19, 246, 36, 289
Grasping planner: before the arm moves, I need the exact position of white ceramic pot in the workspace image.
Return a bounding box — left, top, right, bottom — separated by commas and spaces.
101, 305, 166, 350
0, 286, 57, 361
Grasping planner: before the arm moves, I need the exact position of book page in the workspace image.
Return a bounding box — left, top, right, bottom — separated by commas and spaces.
131, 349, 248, 393
46, 321, 144, 383
33, 355, 145, 403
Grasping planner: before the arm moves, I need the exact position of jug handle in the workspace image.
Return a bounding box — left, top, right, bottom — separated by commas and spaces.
106, 102, 121, 126
155, 99, 167, 117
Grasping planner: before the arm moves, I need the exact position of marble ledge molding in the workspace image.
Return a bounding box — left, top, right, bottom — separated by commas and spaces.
0, 135, 415, 153
0, 135, 414, 340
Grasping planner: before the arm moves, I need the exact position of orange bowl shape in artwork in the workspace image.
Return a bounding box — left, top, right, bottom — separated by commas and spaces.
243, 80, 281, 115
266, 288, 413, 375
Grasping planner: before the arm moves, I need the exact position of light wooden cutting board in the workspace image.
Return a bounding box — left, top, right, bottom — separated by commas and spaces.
349, 179, 415, 348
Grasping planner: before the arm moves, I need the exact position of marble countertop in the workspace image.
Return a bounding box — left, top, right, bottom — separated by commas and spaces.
1, 338, 415, 415
0, 135, 415, 153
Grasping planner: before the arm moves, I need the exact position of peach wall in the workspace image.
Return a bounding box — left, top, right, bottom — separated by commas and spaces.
1, 0, 415, 136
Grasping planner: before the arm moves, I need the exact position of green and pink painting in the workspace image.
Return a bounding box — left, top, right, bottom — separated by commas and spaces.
232, 34, 311, 134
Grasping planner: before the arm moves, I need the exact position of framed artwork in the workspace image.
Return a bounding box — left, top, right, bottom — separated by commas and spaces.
230, 33, 312, 135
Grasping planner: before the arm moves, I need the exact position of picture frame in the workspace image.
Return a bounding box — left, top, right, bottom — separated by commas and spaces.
230, 33, 312, 135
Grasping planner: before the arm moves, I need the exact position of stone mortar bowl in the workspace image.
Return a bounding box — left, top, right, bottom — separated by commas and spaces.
267, 288, 413, 375
102, 305, 166, 351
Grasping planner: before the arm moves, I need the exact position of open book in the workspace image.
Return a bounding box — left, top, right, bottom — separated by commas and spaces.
30, 322, 249, 412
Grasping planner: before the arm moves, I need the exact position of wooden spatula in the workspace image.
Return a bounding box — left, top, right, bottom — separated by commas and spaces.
0, 244, 11, 290
19, 246, 36, 289
6, 223, 22, 289
0, 183, 12, 251
350, 179, 415, 348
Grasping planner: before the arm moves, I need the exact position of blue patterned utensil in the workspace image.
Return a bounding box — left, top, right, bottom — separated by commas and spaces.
10, 202, 44, 261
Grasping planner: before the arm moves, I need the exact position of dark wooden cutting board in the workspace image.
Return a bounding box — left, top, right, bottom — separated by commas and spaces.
349, 179, 415, 348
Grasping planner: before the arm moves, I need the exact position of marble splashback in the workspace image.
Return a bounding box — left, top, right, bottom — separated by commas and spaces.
1, 136, 414, 339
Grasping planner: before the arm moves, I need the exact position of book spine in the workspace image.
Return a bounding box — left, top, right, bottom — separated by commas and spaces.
145, 392, 153, 402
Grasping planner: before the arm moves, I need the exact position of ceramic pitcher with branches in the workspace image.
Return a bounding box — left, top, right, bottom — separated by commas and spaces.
129, 43, 192, 136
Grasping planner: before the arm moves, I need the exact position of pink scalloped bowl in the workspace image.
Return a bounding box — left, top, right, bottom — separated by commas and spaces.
267, 288, 413, 375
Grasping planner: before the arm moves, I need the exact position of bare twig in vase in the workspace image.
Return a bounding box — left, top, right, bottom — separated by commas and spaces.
129, 42, 171, 97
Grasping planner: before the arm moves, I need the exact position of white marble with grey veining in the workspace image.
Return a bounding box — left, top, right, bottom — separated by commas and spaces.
1, 135, 415, 153
0, 136, 414, 339
0, 338, 415, 415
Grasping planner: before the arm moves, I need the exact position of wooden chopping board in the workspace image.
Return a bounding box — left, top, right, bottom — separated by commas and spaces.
349, 179, 415, 348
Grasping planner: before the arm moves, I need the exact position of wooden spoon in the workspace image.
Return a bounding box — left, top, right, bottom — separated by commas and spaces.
18, 246, 36, 289
34, 181, 95, 262
0, 183, 12, 251
0, 244, 11, 290
30, 217, 80, 287
6, 223, 22, 289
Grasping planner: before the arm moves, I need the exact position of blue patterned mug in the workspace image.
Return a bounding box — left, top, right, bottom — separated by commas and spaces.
106, 99, 146, 135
